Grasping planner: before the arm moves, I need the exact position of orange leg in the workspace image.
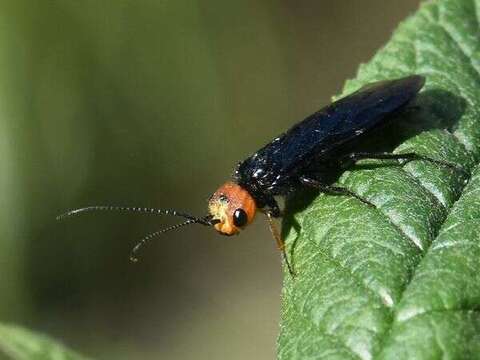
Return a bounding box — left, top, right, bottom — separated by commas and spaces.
266, 212, 296, 277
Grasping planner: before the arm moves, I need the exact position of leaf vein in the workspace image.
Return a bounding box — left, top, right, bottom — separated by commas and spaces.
438, 19, 480, 84
304, 231, 388, 308
398, 306, 480, 323
291, 290, 367, 360
375, 160, 477, 356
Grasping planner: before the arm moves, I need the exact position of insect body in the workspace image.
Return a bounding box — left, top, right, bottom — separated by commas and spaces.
218, 75, 426, 226
59, 75, 454, 276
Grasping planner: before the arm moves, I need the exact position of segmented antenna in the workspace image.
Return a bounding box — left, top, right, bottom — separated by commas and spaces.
56, 205, 200, 222
130, 215, 217, 262
57, 205, 219, 262
129, 219, 195, 262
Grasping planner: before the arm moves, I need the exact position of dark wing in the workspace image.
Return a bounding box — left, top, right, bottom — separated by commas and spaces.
236, 75, 425, 194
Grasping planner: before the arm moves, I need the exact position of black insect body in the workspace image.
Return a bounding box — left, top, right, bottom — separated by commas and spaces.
59, 75, 456, 276
234, 75, 426, 217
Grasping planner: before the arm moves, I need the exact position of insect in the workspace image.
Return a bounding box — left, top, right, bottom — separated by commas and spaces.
58, 75, 458, 276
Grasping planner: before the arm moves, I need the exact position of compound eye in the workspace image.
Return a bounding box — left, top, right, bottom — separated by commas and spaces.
233, 208, 248, 227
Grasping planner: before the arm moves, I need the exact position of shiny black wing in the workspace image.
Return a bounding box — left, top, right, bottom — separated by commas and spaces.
235, 75, 425, 195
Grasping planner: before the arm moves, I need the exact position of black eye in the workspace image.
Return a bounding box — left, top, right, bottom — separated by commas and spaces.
233, 208, 248, 227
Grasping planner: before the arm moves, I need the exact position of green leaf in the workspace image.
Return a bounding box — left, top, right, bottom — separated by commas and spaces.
0, 323, 92, 360
278, 0, 480, 359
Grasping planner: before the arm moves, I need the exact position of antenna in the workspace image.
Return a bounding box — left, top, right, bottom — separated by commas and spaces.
57, 205, 219, 262
130, 215, 218, 262
56, 205, 202, 222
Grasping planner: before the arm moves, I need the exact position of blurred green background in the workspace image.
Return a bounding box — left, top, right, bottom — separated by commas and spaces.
0, 1, 420, 359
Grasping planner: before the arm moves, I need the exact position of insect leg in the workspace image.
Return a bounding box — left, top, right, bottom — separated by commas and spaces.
265, 196, 281, 218
340, 151, 464, 173
299, 176, 375, 207
266, 211, 295, 277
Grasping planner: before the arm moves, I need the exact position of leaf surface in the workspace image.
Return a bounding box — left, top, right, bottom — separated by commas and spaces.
0, 324, 91, 360
278, 1, 480, 359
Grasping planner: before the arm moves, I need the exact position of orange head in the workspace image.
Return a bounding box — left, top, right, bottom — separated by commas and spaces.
208, 182, 257, 235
